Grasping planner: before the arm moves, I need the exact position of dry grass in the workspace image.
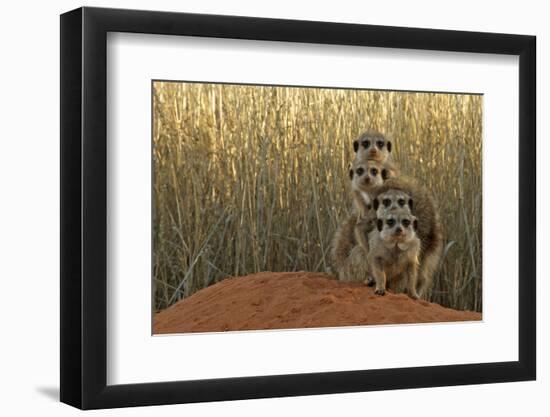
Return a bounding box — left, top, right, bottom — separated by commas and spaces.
153, 81, 482, 313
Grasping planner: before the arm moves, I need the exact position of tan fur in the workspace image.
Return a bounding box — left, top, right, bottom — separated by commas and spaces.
371, 177, 443, 297
330, 213, 370, 282
375, 189, 413, 218
367, 209, 421, 298
350, 159, 397, 220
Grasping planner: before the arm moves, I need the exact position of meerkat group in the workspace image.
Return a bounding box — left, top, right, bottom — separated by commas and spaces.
330, 129, 443, 299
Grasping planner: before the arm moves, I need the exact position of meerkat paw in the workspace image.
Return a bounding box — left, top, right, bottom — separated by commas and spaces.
374, 288, 386, 296
408, 289, 419, 300
365, 276, 375, 287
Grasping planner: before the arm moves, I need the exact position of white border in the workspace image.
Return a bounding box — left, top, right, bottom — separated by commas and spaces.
107, 33, 519, 385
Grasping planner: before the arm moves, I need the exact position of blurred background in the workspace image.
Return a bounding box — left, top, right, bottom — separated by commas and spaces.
153, 81, 482, 313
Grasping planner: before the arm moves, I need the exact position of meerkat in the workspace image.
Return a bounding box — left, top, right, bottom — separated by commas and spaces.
349, 159, 395, 253
367, 209, 421, 299
330, 159, 394, 283
371, 177, 443, 297
362, 188, 414, 287
352, 129, 400, 176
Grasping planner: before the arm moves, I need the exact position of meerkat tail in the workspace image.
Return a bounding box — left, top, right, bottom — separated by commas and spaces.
417, 224, 444, 297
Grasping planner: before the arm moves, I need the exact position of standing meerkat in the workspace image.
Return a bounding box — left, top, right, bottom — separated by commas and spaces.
330, 159, 394, 283
349, 158, 396, 254
371, 177, 443, 297
367, 209, 421, 298
361, 188, 413, 287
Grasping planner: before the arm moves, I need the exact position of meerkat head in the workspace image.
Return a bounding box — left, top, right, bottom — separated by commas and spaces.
349, 160, 390, 192
376, 209, 418, 248
373, 189, 413, 217
352, 130, 393, 163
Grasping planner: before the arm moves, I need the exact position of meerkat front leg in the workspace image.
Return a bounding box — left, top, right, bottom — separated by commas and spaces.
374, 269, 387, 296
370, 260, 387, 296
406, 262, 420, 300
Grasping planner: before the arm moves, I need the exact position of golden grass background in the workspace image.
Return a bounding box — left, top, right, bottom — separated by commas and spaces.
153, 81, 482, 313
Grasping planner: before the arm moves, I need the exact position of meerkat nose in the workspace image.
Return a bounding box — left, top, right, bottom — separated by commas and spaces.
395, 227, 402, 234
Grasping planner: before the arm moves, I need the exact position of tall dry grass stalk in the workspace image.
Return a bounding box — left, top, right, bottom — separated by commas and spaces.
153, 82, 482, 313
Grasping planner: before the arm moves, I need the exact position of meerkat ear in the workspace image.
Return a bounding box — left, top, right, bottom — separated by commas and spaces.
349, 169, 354, 180
377, 219, 383, 231
373, 198, 379, 210
413, 219, 418, 231
387, 141, 392, 153
381, 169, 389, 180
353, 140, 359, 153
408, 198, 413, 210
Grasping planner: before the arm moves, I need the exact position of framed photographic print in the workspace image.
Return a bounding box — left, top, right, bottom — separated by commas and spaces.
60, 6, 536, 410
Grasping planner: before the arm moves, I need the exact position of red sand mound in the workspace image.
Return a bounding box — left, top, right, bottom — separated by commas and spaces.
153, 272, 481, 334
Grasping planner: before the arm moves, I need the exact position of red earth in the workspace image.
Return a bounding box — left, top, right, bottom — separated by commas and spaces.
154, 271, 481, 334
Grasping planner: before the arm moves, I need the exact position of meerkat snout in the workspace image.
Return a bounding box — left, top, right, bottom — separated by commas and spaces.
365, 139, 385, 161
378, 212, 418, 245
368, 148, 380, 159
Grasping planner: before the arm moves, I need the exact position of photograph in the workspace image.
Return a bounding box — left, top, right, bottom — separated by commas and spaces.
152, 81, 483, 334
53, 3, 537, 412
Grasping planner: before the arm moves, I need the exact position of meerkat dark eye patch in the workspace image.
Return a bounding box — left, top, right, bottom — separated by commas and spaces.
349, 169, 354, 179
386, 218, 396, 227
356, 167, 364, 176
362, 140, 371, 149
381, 169, 388, 180
408, 198, 413, 210
353, 140, 359, 153
377, 219, 383, 231
376, 140, 384, 149
387, 141, 392, 153
382, 198, 391, 207
398, 198, 406, 206
402, 219, 411, 227
370, 168, 378, 176
413, 219, 418, 230
373, 198, 379, 210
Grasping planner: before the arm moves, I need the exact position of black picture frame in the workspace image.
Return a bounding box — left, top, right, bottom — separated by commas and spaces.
60, 6, 536, 410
